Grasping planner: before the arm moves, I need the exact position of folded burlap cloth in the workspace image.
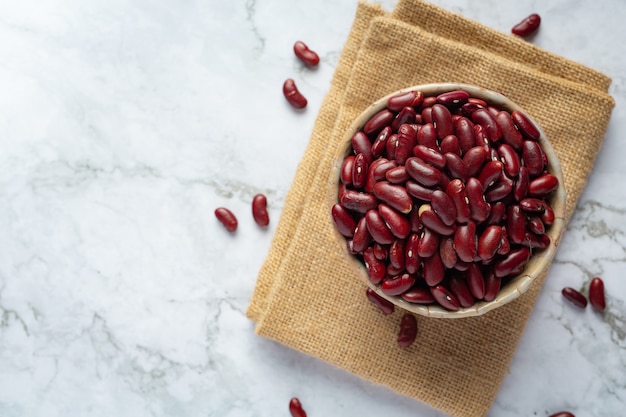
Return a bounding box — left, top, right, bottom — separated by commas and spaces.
247, 1, 614, 415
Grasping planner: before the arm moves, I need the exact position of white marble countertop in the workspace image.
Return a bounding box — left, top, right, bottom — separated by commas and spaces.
0, 1, 624, 416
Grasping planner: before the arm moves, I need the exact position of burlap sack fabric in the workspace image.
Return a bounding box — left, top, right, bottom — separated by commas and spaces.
246, 1, 614, 416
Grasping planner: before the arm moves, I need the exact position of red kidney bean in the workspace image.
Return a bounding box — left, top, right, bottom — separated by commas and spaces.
478, 160, 504, 188
366, 209, 395, 245
497, 234, 510, 255
430, 285, 460, 311
406, 180, 435, 201
341, 189, 378, 213
417, 123, 438, 150
215, 207, 238, 232
251, 194, 270, 227
520, 231, 550, 249
528, 216, 546, 235
463, 146, 488, 177
331, 203, 357, 238
345, 239, 357, 255
589, 276, 606, 312
485, 105, 500, 119
363, 246, 386, 284
548, 412, 575, 417
513, 165, 530, 201
444, 153, 469, 181
381, 273, 416, 296
461, 102, 484, 118
389, 239, 406, 270
445, 180, 470, 224
431, 189, 457, 226
364, 158, 386, 193
385, 165, 409, 184
541, 204, 555, 225
387, 263, 404, 277
453, 259, 470, 271
293, 40, 320, 66
340, 155, 355, 185
421, 106, 433, 125
373, 181, 413, 214
521, 231, 543, 249
454, 117, 476, 154
352, 152, 368, 189
402, 287, 435, 304
408, 205, 422, 233
372, 126, 392, 158
466, 178, 491, 222
497, 143, 521, 177
289, 397, 307, 417
454, 220, 477, 263
511, 13, 541, 38
379, 203, 410, 239
395, 124, 418, 165
486, 201, 506, 225
494, 247, 530, 278
489, 146, 500, 163
283, 79, 307, 109
529, 173, 559, 197
405, 157, 442, 187
439, 236, 457, 269
519, 197, 548, 213
386, 133, 399, 160
436, 90, 470, 107
363, 109, 394, 136
391, 107, 417, 132
449, 274, 476, 307
466, 263, 485, 299
373, 243, 388, 260
366, 288, 394, 315
372, 159, 397, 181
405, 233, 421, 274
478, 225, 504, 261
417, 227, 440, 258
397, 313, 418, 347
422, 96, 437, 107
352, 217, 372, 253
522, 140, 544, 177
495, 111, 524, 150
438, 171, 451, 190
562, 287, 588, 309
387, 90, 424, 112
423, 252, 445, 286
440, 135, 461, 156
472, 108, 502, 142
432, 104, 454, 139
351, 131, 372, 162
482, 268, 501, 301
413, 145, 446, 169
511, 110, 541, 140
474, 124, 490, 150
419, 205, 456, 236
485, 175, 514, 202
506, 204, 527, 244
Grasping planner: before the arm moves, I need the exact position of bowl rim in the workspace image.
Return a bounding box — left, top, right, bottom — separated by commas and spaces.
328, 83, 567, 319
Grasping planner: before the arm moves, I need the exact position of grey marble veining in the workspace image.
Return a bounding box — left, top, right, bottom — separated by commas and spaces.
0, 0, 624, 416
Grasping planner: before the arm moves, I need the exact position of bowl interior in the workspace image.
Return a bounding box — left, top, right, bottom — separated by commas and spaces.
328, 83, 566, 318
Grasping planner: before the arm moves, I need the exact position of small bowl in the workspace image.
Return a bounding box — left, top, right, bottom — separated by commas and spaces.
328, 83, 566, 318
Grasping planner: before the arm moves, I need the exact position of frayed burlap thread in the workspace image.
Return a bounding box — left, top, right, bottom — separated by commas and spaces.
246, 1, 614, 416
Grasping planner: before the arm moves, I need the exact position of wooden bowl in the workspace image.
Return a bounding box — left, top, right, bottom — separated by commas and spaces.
328, 83, 566, 318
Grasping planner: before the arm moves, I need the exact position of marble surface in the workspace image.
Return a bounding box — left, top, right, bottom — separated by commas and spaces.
0, 0, 624, 416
